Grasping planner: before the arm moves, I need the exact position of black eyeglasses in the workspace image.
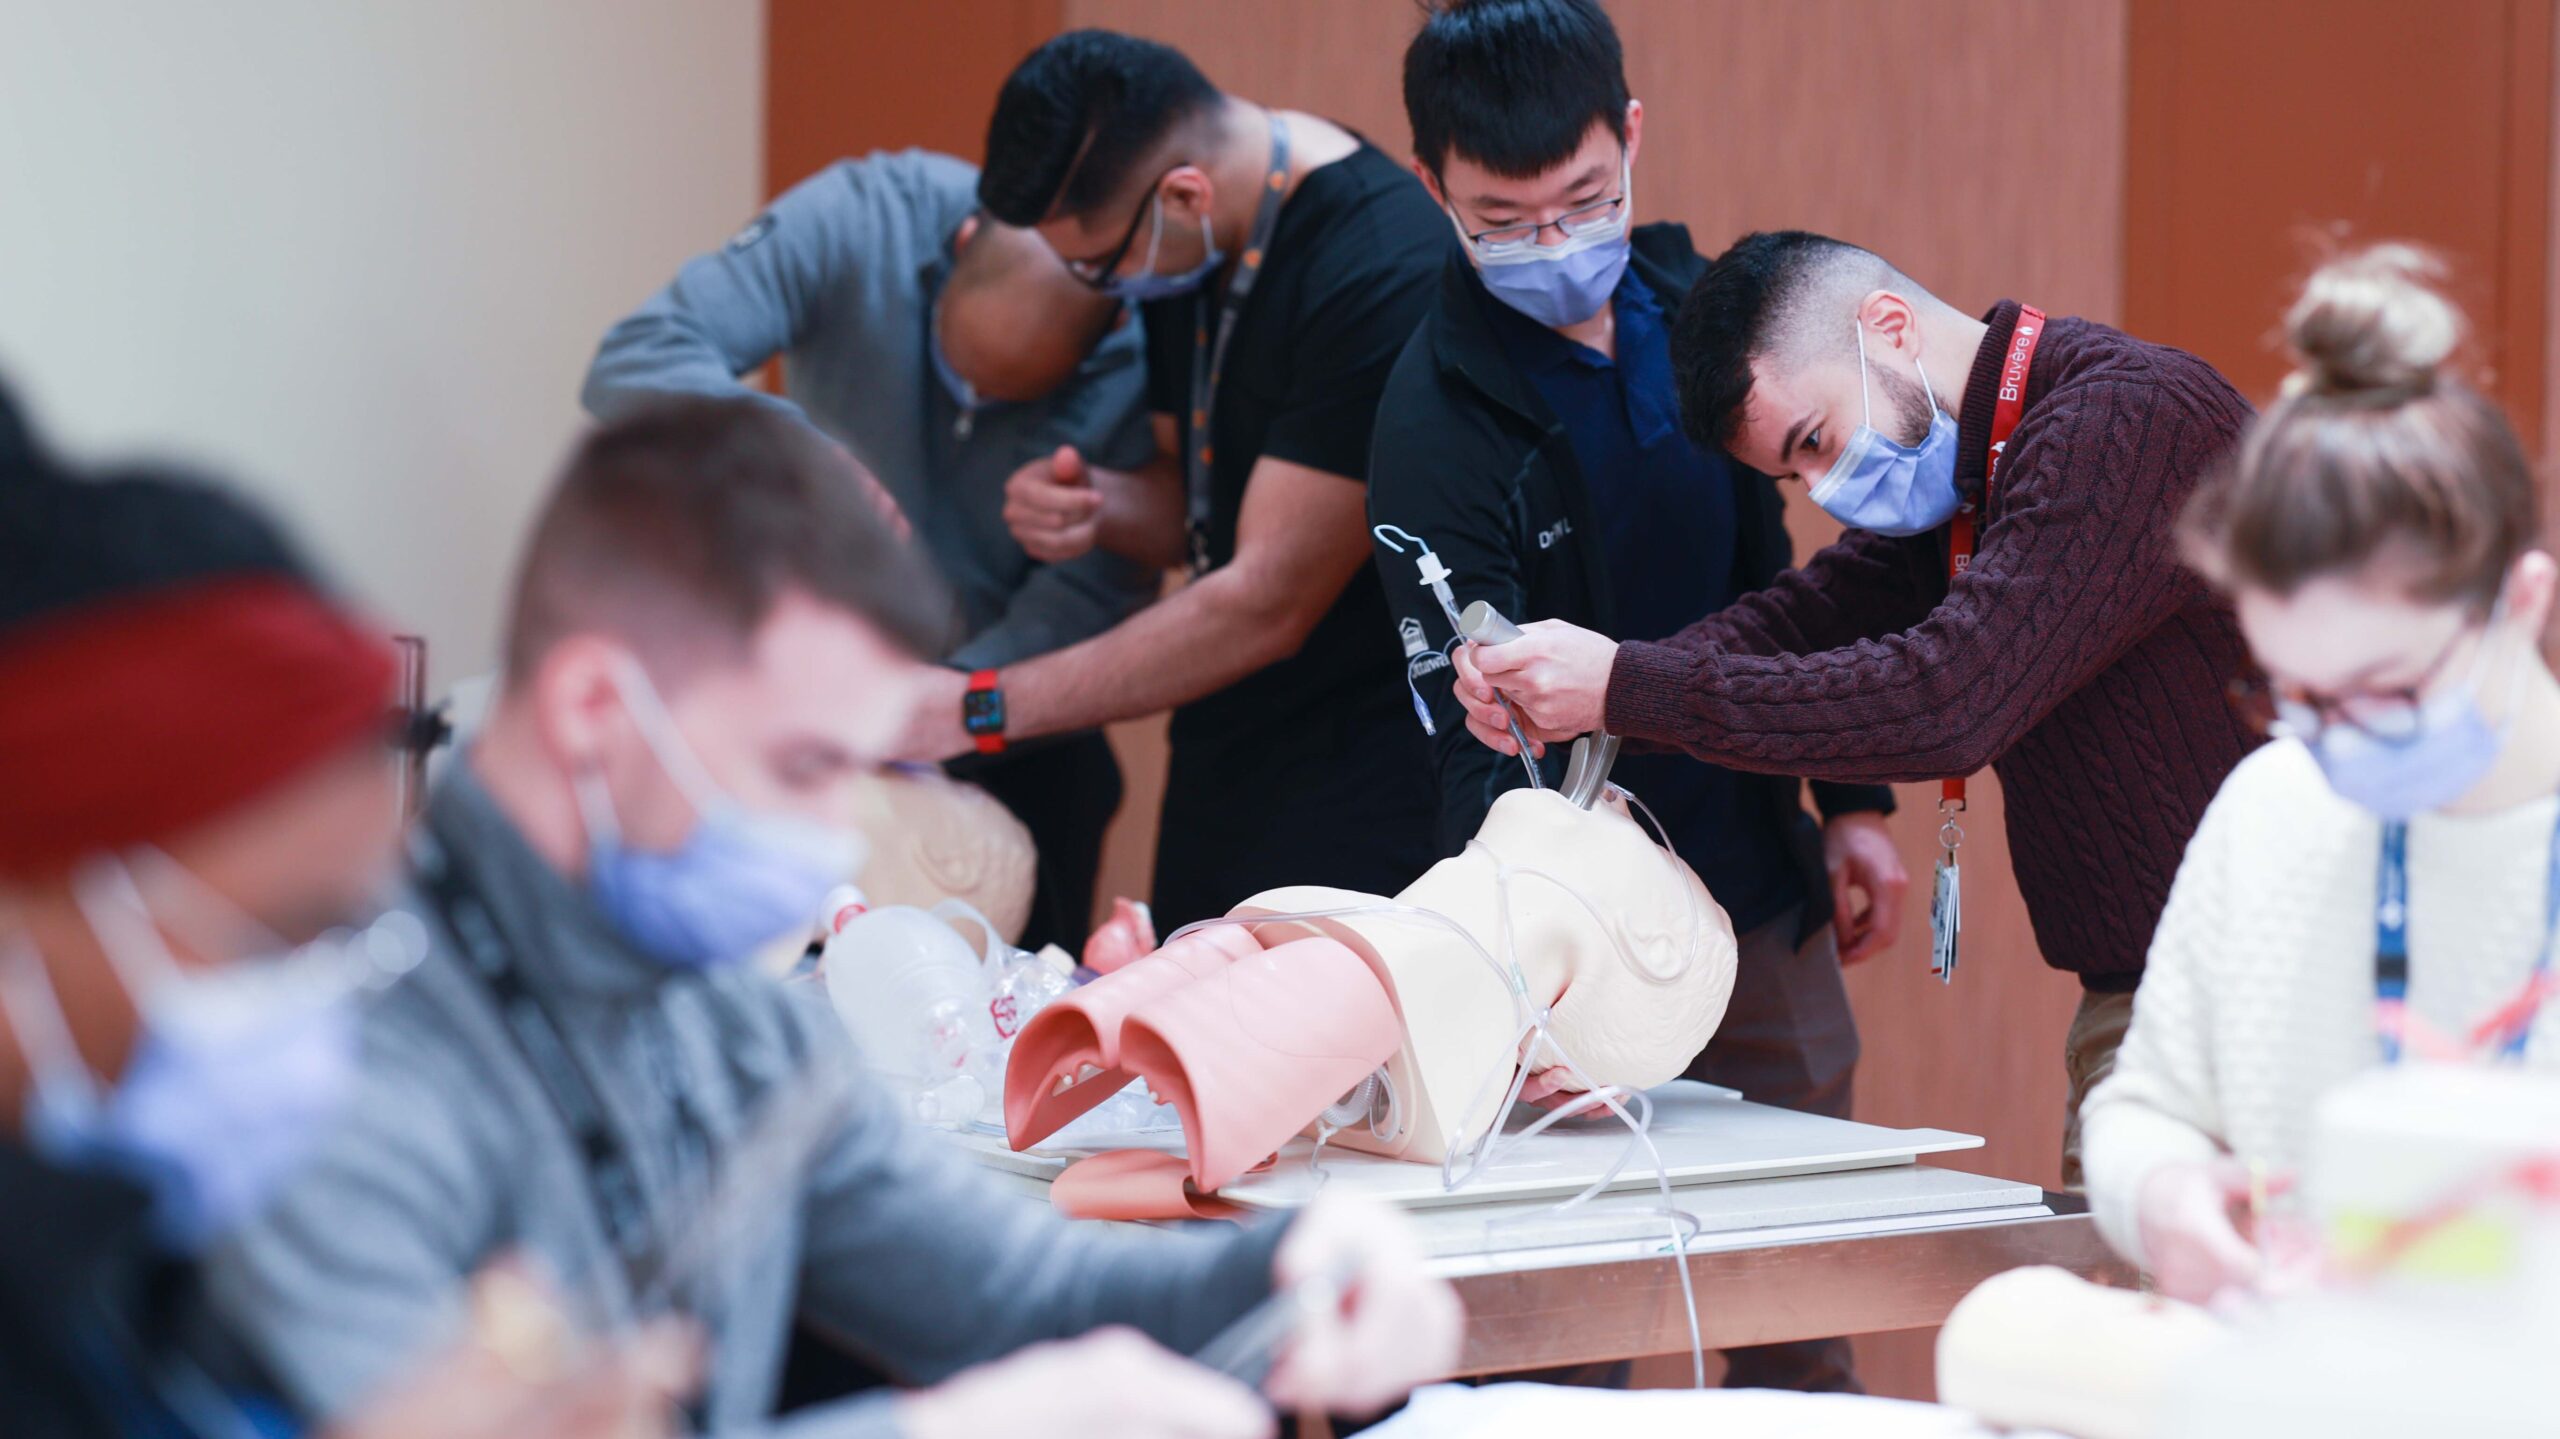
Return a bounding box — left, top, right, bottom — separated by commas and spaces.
1063, 166, 1178, 290
1452, 149, 1631, 254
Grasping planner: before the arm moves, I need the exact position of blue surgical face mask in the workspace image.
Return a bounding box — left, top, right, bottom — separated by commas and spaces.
0, 855, 413, 1251
1103, 191, 1224, 304
1807, 321, 1964, 537
1456, 152, 1634, 330
2282, 598, 2530, 821
574, 657, 868, 970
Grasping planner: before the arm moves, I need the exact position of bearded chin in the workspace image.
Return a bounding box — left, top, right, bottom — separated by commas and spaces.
1871, 363, 1938, 448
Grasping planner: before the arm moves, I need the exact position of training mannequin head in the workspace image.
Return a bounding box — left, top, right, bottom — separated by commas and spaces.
484, 400, 954, 883
1674, 230, 1980, 484
2183, 246, 2558, 814
1007, 783, 1735, 1188
979, 29, 1235, 292
938, 212, 1123, 404
1238, 785, 1735, 1165
0, 454, 399, 1147
841, 766, 1038, 944
1404, 0, 1639, 296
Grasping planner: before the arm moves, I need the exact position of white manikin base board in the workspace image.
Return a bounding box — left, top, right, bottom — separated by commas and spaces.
957, 1080, 1981, 1212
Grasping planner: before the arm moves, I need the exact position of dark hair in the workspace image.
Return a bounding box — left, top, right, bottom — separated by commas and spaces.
504, 399, 954, 679
2184, 245, 2541, 610
1671, 230, 1894, 451
0, 379, 321, 633
979, 29, 1222, 227
1403, 0, 1628, 178
0, 373, 45, 486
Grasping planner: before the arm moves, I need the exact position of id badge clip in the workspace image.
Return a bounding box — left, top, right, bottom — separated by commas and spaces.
1930, 799, 1964, 984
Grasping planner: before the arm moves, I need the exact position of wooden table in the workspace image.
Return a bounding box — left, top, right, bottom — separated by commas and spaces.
1443, 1193, 2132, 1374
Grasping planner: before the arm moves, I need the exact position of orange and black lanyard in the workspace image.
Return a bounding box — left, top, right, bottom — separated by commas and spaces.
1183, 112, 1291, 576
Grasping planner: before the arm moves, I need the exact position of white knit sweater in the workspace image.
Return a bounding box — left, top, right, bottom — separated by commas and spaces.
2081, 738, 2560, 1267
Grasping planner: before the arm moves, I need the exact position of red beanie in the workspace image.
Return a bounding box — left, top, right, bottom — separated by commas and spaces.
0, 574, 396, 878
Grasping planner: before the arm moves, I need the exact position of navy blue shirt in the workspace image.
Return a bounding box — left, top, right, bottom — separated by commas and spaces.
1494, 270, 1806, 932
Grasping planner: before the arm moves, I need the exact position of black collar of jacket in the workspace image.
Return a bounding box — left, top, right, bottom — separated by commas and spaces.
1423, 221, 1705, 433
0, 1136, 159, 1298
0, 1139, 293, 1431
1413, 222, 1787, 629
0, 1138, 163, 1353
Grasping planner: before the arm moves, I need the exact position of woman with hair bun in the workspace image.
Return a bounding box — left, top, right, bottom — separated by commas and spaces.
2081, 245, 2560, 1301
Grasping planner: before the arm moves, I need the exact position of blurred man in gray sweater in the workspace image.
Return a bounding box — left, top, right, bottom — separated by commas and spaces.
209, 399, 1457, 1439
585, 149, 1166, 949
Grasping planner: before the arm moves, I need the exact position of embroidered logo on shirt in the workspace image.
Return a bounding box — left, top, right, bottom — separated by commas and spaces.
727, 214, 777, 252
1537, 516, 1574, 550
1397, 616, 1430, 659
1404, 642, 1455, 736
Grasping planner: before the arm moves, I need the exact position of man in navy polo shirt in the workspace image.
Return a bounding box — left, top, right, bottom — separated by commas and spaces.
1371, 0, 1910, 1393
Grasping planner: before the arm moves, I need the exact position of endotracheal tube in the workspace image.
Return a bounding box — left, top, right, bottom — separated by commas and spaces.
1161, 782, 1714, 1388
1371, 522, 1545, 793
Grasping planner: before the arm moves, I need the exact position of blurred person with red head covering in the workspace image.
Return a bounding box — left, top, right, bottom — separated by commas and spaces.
0, 382, 695, 1439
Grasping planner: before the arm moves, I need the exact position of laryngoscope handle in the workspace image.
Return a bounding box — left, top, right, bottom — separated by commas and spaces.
1456, 600, 1526, 647
1452, 601, 1542, 790
1463, 601, 1626, 806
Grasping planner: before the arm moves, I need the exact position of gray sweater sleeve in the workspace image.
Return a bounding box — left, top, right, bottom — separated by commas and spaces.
786, 1003, 1287, 1388
204, 1014, 497, 1417
579, 158, 901, 422
945, 337, 1166, 672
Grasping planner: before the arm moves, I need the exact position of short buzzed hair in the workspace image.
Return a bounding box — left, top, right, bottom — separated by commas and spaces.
1671, 230, 1915, 451
503, 399, 953, 679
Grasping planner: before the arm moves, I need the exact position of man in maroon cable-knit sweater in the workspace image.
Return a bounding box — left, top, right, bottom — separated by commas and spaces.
1450, 231, 2261, 1185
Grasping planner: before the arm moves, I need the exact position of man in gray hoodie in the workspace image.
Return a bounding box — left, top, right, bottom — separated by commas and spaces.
584, 149, 1164, 950
209, 399, 1459, 1439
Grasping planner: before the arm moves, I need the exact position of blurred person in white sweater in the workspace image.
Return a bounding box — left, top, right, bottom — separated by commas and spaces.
2082, 245, 2560, 1303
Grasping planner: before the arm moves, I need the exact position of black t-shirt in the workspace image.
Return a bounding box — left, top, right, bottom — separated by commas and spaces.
1138, 140, 1452, 925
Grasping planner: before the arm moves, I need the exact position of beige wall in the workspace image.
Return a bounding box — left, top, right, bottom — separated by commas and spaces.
0, 0, 767, 688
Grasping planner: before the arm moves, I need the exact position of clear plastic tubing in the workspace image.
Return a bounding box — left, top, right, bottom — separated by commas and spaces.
1161, 782, 1713, 1387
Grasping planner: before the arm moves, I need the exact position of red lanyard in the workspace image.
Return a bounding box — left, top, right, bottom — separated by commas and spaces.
1941, 305, 2046, 813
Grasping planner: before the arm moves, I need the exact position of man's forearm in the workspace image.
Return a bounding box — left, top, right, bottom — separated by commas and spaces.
1090, 454, 1188, 571
946, 548, 1162, 673
1003, 565, 1308, 739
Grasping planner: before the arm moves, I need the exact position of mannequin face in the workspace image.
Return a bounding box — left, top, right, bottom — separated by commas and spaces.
840, 766, 1036, 943
1427, 788, 1733, 1091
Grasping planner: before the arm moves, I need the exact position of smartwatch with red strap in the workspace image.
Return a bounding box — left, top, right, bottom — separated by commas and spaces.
962, 669, 1006, 755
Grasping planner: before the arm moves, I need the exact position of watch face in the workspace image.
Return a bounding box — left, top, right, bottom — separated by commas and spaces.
963, 687, 1005, 735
